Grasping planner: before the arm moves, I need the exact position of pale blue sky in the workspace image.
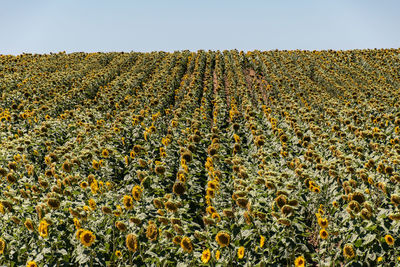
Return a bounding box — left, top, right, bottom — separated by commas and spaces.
1, 0, 399, 54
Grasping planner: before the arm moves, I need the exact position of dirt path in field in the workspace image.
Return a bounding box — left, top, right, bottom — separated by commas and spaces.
244, 68, 270, 104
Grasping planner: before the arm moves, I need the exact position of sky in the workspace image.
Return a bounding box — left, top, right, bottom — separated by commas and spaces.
1, 0, 399, 54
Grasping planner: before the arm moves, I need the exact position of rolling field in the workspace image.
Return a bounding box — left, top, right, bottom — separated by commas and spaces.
0, 49, 400, 266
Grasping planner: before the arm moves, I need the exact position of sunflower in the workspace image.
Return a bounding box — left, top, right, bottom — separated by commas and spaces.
24, 219, 34, 231
126, 233, 138, 252
115, 221, 127, 232
320, 229, 329, 239
73, 218, 81, 230
0, 238, 5, 254
172, 182, 186, 195
206, 206, 217, 215
123, 195, 134, 210
88, 199, 96, 210
115, 250, 122, 258
260, 235, 265, 248
102, 149, 109, 158
318, 217, 328, 228
80, 230, 96, 247
132, 185, 142, 201
201, 248, 211, 264
80, 181, 88, 189
237, 246, 245, 259
294, 256, 305, 267
62, 160, 72, 173
215, 250, 220, 261
343, 244, 355, 259
215, 231, 230, 248
92, 159, 100, 170
47, 198, 60, 209
26, 261, 37, 267
180, 236, 193, 253
38, 220, 49, 238
146, 222, 158, 241
385, 235, 394, 246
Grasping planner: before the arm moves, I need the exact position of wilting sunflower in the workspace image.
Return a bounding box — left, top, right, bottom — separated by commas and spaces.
294, 256, 305, 267
26, 261, 37, 267
215, 231, 230, 247
385, 235, 394, 246
320, 229, 329, 239
146, 222, 158, 241
24, 219, 34, 231
132, 185, 142, 201
123, 195, 134, 210
343, 244, 355, 259
126, 233, 138, 252
80, 230, 96, 247
237, 246, 245, 259
115, 221, 127, 232
180, 236, 193, 253
201, 248, 211, 264
0, 238, 5, 254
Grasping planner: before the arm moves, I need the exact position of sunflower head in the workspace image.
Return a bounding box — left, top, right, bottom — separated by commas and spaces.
126, 233, 138, 252
317, 217, 328, 228
343, 243, 355, 259
201, 248, 211, 264
0, 238, 5, 254
294, 256, 305, 267
385, 234, 394, 246
320, 229, 329, 239
237, 246, 245, 259
26, 261, 37, 267
216, 231, 230, 248
180, 236, 193, 253
123, 195, 134, 210
80, 230, 95, 247
115, 250, 122, 258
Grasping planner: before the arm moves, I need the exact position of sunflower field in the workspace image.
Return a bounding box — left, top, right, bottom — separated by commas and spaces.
0, 49, 400, 266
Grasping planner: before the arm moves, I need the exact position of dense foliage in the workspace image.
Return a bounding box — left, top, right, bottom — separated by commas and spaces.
0, 49, 400, 266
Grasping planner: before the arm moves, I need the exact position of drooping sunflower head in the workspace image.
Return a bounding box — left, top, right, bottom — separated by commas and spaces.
24, 219, 34, 231
115, 221, 127, 232
215, 231, 230, 248
132, 185, 142, 201
146, 222, 158, 241
172, 182, 186, 195
180, 236, 193, 253
47, 198, 60, 209
126, 233, 138, 252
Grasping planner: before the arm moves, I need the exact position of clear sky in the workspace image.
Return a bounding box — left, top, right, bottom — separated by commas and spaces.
1, 0, 399, 54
